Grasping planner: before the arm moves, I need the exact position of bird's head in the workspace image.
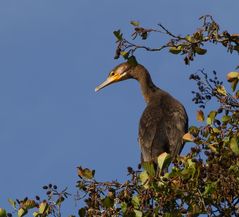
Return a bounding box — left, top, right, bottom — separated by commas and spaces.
95, 62, 136, 92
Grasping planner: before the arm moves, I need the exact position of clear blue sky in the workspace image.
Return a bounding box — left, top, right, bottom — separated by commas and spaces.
0, 1, 238, 215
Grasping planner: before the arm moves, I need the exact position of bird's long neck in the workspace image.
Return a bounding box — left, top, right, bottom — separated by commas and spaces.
133, 65, 158, 104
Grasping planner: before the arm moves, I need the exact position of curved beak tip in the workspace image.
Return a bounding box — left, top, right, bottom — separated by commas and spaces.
95, 79, 111, 93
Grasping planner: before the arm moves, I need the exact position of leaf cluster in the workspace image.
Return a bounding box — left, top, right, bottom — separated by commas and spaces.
72, 72, 239, 217
5, 184, 70, 217
113, 15, 239, 65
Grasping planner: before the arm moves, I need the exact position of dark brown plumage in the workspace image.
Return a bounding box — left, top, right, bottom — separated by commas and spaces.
95, 62, 188, 164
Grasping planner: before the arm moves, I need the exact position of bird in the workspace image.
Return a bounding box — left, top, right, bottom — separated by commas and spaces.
95, 61, 188, 165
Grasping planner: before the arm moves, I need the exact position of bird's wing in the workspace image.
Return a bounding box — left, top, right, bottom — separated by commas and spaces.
138, 103, 188, 163
138, 106, 169, 162
165, 106, 188, 160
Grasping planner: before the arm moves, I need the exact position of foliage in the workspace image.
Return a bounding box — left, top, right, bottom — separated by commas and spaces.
73, 69, 239, 217
114, 15, 239, 65
4, 184, 70, 217
1, 15, 239, 217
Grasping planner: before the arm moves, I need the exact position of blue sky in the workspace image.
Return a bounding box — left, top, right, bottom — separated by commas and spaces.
0, 1, 238, 215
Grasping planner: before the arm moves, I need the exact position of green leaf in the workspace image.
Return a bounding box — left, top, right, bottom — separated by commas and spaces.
0, 208, 7, 217
216, 85, 227, 96
185, 35, 193, 42
24, 200, 37, 209
195, 47, 207, 55
8, 198, 16, 209
113, 30, 123, 41
189, 126, 200, 137
132, 196, 140, 209
193, 31, 203, 40
121, 202, 127, 213
141, 161, 155, 176
169, 46, 182, 54
207, 111, 217, 125
134, 210, 143, 217
229, 165, 239, 173
187, 159, 196, 177
77, 167, 95, 179
157, 152, 171, 173
120, 51, 129, 59
227, 71, 239, 81
38, 202, 48, 214
223, 136, 230, 143
221, 115, 231, 123
212, 127, 220, 134
203, 182, 217, 196
102, 196, 114, 208
56, 196, 65, 206
130, 21, 140, 26
18, 208, 27, 217
33, 212, 39, 217
227, 71, 239, 91
230, 137, 239, 155
208, 143, 218, 153
196, 110, 204, 122
180, 158, 197, 180
139, 171, 149, 188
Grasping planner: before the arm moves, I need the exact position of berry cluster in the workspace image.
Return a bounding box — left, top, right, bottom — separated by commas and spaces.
190, 70, 223, 109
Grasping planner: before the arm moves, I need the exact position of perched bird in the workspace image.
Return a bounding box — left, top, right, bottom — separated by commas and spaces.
95, 61, 188, 164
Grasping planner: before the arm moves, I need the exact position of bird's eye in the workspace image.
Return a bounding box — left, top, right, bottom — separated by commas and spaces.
110, 72, 115, 76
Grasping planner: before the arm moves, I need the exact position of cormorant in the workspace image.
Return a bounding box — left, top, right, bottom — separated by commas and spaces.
95, 61, 188, 164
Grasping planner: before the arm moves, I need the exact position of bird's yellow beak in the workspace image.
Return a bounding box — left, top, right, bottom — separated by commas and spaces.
95, 73, 125, 92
